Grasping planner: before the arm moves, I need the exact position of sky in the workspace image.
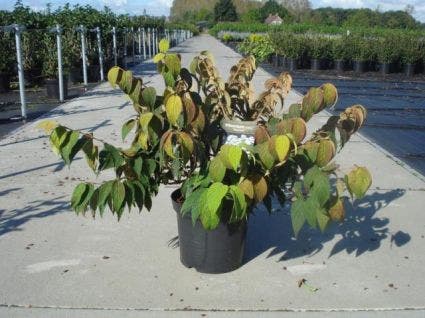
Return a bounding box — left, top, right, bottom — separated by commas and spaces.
0, 0, 424, 22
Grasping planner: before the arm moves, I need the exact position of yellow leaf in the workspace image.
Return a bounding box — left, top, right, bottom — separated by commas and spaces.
139, 112, 154, 132
36, 120, 58, 134
165, 95, 183, 126
138, 132, 149, 150
107, 66, 122, 87
159, 39, 170, 53
269, 135, 290, 162
153, 53, 165, 63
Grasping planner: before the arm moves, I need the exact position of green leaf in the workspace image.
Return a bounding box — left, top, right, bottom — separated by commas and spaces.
163, 70, 175, 88
97, 181, 114, 216
76, 183, 94, 215
220, 144, 242, 171
200, 182, 229, 230
256, 142, 275, 170
304, 197, 319, 228
71, 183, 88, 213
291, 199, 306, 237
317, 210, 330, 232
61, 131, 80, 165
159, 39, 170, 53
345, 166, 372, 199
208, 157, 226, 182
99, 144, 124, 171
229, 185, 247, 222
112, 181, 126, 214
310, 173, 331, 207
49, 126, 68, 154
133, 181, 146, 212
141, 87, 156, 109
121, 119, 136, 141
82, 140, 98, 172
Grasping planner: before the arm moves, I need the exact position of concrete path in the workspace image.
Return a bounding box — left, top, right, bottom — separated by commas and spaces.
1, 34, 425, 317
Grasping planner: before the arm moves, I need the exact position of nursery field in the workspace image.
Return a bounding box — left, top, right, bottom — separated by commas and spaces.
1, 34, 425, 317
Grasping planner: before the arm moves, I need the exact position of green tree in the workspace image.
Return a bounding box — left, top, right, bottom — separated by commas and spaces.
260, 0, 291, 22
214, 0, 238, 22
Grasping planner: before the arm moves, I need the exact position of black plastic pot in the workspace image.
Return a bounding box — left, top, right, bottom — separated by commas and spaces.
380, 63, 390, 75
45, 76, 68, 100
278, 56, 287, 70
334, 60, 345, 73
354, 61, 365, 73
88, 65, 100, 82
69, 67, 82, 84
172, 189, 247, 274
272, 54, 279, 68
287, 58, 298, 71
404, 63, 415, 77
0, 72, 11, 93
311, 58, 322, 71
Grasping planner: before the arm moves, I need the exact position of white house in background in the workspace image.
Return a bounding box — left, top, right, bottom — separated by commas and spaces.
265, 14, 283, 25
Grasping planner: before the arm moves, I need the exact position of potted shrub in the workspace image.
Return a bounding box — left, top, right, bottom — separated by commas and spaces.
376, 36, 398, 75
284, 33, 303, 71
38, 39, 371, 273
349, 36, 372, 73
331, 36, 347, 73
41, 34, 69, 100
237, 34, 274, 64
400, 36, 422, 77
0, 32, 14, 93
222, 33, 233, 44
309, 36, 331, 71
63, 30, 83, 84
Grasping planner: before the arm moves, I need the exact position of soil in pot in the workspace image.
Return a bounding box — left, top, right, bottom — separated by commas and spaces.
45, 76, 68, 100
172, 189, 247, 274
0, 72, 11, 93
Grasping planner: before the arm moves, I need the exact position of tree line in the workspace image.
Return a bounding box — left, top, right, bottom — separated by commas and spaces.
171, 0, 423, 30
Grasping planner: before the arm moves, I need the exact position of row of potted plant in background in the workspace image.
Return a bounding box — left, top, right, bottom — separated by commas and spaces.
38, 39, 371, 274
0, 4, 197, 95
227, 31, 425, 76
211, 22, 425, 38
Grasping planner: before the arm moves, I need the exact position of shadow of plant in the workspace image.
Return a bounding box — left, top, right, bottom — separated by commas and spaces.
244, 188, 409, 263
0, 195, 69, 237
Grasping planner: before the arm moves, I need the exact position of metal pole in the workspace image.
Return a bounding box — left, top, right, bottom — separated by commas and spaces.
78, 25, 88, 88
55, 24, 64, 102
112, 26, 117, 66
131, 27, 135, 65
96, 27, 104, 81
138, 27, 142, 62
152, 28, 156, 55
124, 28, 128, 68
147, 28, 151, 58
12, 25, 27, 119
142, 27, 146, 59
